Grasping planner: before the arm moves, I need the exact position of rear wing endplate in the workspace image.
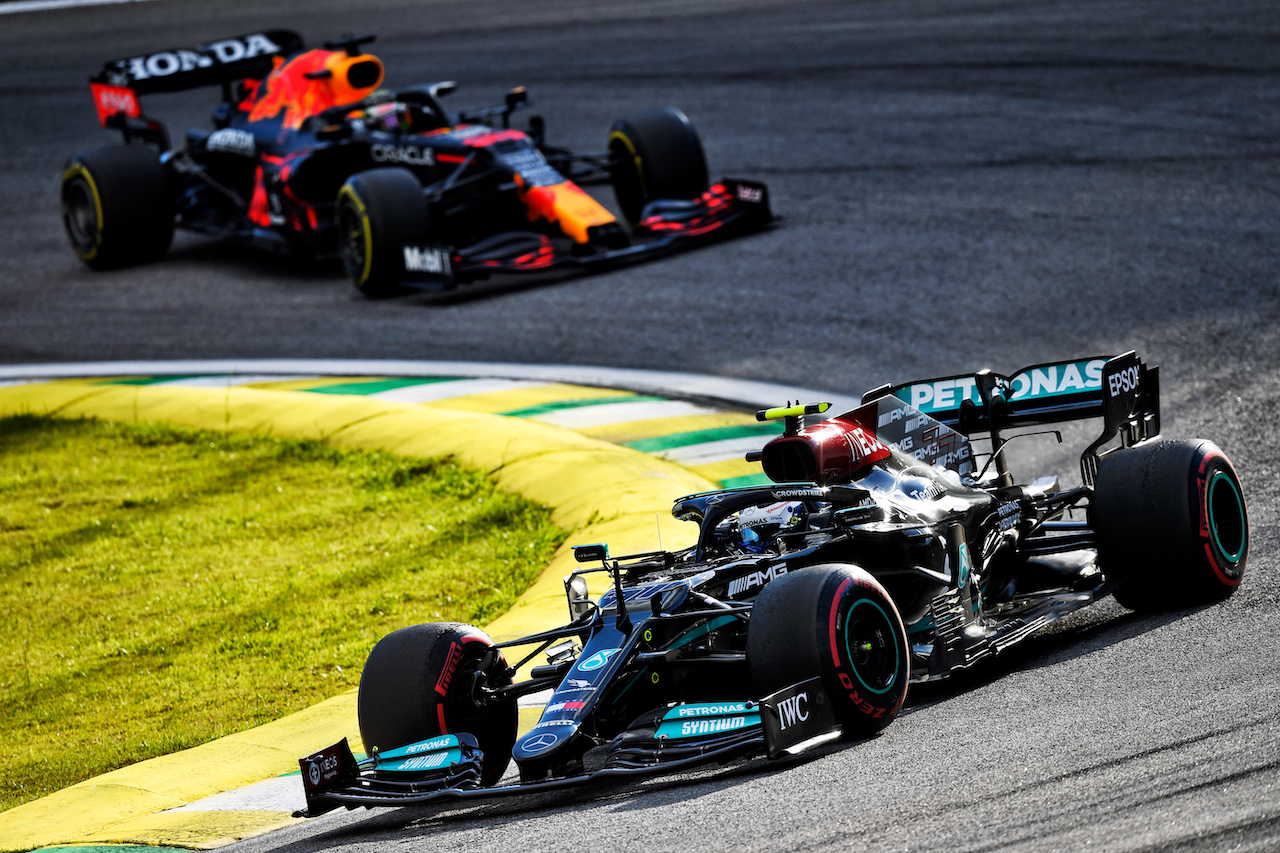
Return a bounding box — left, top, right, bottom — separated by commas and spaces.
91, 29, 303, 99
877, 352, 1159, 485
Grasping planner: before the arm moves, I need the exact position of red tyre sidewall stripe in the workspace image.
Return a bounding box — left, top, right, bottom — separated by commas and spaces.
826, 572, 908, 720
828, 577, 853, 663
433, 633, 502, 736
1195, 450, 1221, 540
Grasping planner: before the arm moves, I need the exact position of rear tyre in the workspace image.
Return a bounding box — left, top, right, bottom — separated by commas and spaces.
608, 108, 709, 225
61, 145, 173, 270
748, 564, 909, 738
357, 622, 516, 786
1092, 440, 1249, 611
336, 168, 430, 298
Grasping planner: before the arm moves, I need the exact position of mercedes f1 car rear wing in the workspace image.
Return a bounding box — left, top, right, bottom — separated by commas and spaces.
865, 352, 1160, 485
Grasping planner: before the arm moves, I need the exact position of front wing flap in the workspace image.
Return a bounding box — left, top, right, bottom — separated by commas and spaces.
295, 687, 831, 817
298, 734, 484, 817
393, 178, 772, 291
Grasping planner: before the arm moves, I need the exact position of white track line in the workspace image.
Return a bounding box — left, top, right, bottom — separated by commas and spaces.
518, 688, 555, 708
367, 377, 549, 404
655, 435, 776, 465
0, 0, 158, 15
152, 374, 322, 387
531, 399, 715, 429
168, 774, 303, 814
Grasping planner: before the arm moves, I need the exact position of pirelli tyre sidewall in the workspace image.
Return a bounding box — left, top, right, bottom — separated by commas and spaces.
60, 145, 174, 270
607, 108, 709, 225
336, 167, 429, 297
748, 564, 909, 738
357, 622, 516, 786
1093, 439, 1249, 610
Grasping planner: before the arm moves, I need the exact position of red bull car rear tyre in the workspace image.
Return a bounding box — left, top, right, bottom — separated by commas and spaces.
61, 145, 173, 270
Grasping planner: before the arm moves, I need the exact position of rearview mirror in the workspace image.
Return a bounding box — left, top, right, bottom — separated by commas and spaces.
573, 543, 609, 563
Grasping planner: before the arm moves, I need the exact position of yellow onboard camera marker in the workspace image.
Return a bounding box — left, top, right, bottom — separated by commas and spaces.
756, 401, 831, 422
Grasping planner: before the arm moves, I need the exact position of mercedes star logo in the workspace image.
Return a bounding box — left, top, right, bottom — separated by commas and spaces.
522, 733, 559, 753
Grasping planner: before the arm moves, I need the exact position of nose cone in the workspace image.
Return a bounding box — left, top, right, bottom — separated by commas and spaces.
512, 721, 584, 782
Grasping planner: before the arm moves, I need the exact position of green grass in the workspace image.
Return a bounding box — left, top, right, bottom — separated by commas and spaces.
0, 414, 565, 813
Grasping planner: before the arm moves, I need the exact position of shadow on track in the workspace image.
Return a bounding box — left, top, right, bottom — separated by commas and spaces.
163, 238, 606, 306
904, 601, 1207, 708
164, 240, 344, 281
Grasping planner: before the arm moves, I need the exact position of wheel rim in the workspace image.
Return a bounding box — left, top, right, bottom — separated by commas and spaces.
1207, 470, 1246, 564
63, 178, 99, 252
842, 599, 900, 695
443, 657, 491, 726
337, 201, 367, 283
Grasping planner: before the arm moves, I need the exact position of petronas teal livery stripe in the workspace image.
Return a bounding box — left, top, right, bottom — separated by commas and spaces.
670, 614, 739, 649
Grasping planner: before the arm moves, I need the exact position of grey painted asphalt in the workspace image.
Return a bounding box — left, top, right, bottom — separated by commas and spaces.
1, 0, 1277, 850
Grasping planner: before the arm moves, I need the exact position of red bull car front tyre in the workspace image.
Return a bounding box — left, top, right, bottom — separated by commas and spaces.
608, 108, 709, 226
337, 167, 433, 298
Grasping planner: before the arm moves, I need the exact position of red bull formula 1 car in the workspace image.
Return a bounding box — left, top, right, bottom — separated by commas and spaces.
295, 352, 1249, 815
60, 31, 772, 295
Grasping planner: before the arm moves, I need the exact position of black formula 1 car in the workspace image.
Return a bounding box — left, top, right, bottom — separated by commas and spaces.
60, 31, 772, 295
297, 352, 1249, 814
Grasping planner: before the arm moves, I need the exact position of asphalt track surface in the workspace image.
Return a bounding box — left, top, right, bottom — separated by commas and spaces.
2, 0, 1279, 850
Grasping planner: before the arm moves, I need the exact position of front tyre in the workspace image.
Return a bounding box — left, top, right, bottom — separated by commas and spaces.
357, 622, 516, 786
1093, 440, 1249, 610
748, 564, 909, 738
608, 108, 709, 225
336, 168, 430, 298
61, 145, 173, 270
